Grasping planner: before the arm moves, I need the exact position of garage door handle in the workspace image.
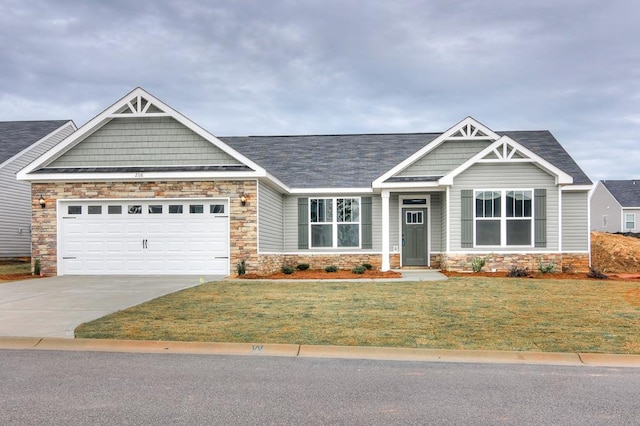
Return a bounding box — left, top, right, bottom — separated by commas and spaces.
142, 239, 148, 249
63, 257, 77, 259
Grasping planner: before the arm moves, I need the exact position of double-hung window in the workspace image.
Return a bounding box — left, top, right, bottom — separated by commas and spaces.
310, 198, 360, 248
475, 190, 533, 246
625, 213, 636, 230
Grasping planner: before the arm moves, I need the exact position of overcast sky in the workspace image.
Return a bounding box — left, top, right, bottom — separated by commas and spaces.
1, 0, 639, 182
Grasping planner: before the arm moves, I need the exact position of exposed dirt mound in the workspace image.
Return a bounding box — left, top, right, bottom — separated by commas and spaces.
591, 232, 640, 273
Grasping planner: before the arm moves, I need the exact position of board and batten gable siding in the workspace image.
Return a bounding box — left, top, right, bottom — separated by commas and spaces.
589, 183, 622, 232
449, 162, 559, 251
47, 117, 241, 168
561, 191, 590, 251
258, 182, 284, 252
0, 122, 75, 257
397, 140, 493, 177
283, 194, 382, 251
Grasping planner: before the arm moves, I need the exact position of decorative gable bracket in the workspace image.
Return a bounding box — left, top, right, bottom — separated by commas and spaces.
110, 94, 168, 118
440, 136, 573, 185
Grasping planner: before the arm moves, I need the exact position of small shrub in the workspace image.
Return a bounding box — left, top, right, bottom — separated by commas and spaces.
471, 257, 486, 273
507, 266, 530, 278
282, 266, 295, 275
587, 267, 609, 280
236, 259, 246, 276
562, 263, 575, 274
352, 265, 366, 274
296, 263, 310, 271
362, 263, 373, 270
324, 265, 338, 273
33, 259, 41, 276
537, 260, 556, 274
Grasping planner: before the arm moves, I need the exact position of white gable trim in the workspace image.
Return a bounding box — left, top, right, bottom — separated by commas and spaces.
18, 87, 266, 180
373, 117, 499, 188
439, 135, 573, 185
0, 121, 76, 170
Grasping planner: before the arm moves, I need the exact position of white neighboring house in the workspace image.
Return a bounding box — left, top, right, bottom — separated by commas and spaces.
590, 180, 640, 233
0, 121, 76, 258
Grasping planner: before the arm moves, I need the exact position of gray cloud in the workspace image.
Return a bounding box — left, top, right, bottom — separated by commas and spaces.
1, 0, 639, 181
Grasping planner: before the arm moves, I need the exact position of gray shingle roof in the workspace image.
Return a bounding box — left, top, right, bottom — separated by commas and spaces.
601, 180, 640, 207
221, 130, 591, 188
0, 121, 70, 164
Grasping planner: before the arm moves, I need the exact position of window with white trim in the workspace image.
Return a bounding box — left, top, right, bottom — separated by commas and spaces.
475, 190, 533, 246
625, 213, 635, 230
310, 198, 360, 248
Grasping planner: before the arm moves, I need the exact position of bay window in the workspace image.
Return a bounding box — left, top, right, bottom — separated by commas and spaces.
310, 197, 360, 248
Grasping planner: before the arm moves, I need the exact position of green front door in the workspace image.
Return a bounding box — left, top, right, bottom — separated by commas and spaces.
402, 208, 428, 266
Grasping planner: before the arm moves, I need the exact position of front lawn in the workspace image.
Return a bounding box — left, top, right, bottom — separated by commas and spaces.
75, 277, 640, 354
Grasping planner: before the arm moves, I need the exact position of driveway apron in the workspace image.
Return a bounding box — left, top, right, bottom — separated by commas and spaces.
0, 275, 222, 338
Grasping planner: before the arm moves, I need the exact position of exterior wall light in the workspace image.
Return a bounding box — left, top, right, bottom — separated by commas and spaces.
240, 194, 247, 206
38, 195, 46, 209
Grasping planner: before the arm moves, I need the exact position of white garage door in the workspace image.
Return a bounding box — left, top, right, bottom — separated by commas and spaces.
59, 199, 229, 275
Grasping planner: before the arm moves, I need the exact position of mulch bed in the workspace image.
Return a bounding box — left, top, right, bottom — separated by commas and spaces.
237, 269, 403, 280
442, 271, 637, 280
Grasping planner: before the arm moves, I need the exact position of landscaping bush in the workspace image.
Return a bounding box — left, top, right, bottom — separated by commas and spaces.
282, 266, 295, 275
324, 265, 338, 273
537, 261, 556, 274
362, 263, 373, 270
236, 259, 246, 276
351, 265, 366, 274
471, 257, 486, 272
507, 266, 530, 278
296, 263, 310, 271
587, 267, 609, 280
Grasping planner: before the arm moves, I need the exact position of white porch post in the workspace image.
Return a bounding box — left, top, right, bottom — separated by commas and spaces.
381, 190, 391, 271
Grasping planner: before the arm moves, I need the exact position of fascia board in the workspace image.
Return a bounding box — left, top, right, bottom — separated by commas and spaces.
373, 181, 443, 190
134, 89, 267, 174
18, 87, 266, 180
3, 121, 76, 171
372, 116, 500, 186
439, 135, 573, 185
19, 89, 147, 177
561, 184, 594, 192
21, 170, 265, 182
289, 187, 374, 194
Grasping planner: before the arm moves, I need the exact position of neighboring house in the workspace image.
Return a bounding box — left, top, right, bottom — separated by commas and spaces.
0, 121, 76, 258
17, 88, 592, 276
590, 180, 640, 233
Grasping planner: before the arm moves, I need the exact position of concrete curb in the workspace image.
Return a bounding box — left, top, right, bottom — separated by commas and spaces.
1, 336, 639, 367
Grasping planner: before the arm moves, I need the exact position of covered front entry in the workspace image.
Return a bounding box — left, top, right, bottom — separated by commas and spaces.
402, 207, 429, 266
58, 199, 229, 275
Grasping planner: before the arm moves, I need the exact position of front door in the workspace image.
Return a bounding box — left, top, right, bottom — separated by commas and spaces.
402, 208, 428, 266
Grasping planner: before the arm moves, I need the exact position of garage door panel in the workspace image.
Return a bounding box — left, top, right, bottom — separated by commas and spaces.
60, 199, 229, 275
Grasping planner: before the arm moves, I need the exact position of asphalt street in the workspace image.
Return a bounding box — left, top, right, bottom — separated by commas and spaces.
2, 349, 639, 425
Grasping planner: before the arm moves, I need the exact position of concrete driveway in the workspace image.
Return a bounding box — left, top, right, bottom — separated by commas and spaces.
0, 275, 224, 338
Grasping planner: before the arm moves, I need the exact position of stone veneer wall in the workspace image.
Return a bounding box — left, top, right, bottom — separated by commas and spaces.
31, 180, 257, 276
442, 253, 590, 273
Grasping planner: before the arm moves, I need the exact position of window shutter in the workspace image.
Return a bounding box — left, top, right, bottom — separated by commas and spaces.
534, 189, 547, 247
298, 197, 309, 249
461, 190, 473, 248
361, 197, 372, 249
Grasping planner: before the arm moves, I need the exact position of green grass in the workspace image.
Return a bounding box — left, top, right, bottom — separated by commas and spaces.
75, 277, 640, 354
0, 261, 31, 280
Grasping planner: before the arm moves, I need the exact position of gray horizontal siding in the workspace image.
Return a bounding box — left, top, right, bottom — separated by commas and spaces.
398, 140, 492, 177
0, 122, 75, 257
48, 117, 241, 167
562, 191, 590, 251
590, 182, 621, 232
388, 192, 444, 253
258, 182, 284, 252
449, 162, 559, 251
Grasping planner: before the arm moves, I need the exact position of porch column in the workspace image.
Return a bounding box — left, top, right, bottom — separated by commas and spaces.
381, 190, 390, 271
